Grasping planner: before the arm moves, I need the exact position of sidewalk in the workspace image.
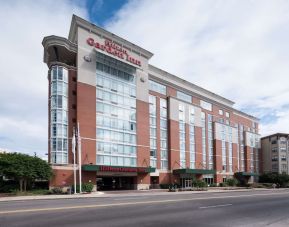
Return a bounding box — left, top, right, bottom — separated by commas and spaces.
0, 188, 286, 202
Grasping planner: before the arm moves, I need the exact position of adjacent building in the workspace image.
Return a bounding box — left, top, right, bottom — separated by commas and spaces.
42, 15, 260, 190
261, 133, 289, 174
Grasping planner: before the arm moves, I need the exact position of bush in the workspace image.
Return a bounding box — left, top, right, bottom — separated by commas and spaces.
192, 179, 207, 188
0, 180, 19, 193
226, 178, 238, 186
71, 183, 94, 193
219, 182, 228, 187
82, 183, 94, 192
159, 184, 169, 189
50, 187, 64, 194
259, 173, 289, 187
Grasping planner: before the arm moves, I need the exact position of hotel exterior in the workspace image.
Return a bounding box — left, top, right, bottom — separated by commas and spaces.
42, 15, 261, 190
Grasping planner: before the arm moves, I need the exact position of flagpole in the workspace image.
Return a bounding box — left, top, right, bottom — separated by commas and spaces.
78, 122, 82, 193
72, 127, 77, 194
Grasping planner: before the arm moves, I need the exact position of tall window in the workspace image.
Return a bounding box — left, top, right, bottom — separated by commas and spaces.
250, 147, 254, 172
96, 53, 137, 167
201, 112, 207, 168
179, 103, 186, 168
149, 80, 166, 95
149, 95, 157, 168
50, 66, 68, 164
208, 114, 214, 170
200, 101, 212, 111
177, 91, 191, 103
239, 124, 245, 172
189, 107, 195, 169
221, 124, 226, 172
228, 127, 233, 172
160, 98, 168, 169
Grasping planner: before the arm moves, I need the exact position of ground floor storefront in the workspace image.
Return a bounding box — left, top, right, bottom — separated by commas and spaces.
49, 166, 258, 190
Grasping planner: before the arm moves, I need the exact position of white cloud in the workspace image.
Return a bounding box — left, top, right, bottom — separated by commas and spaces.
105, 0, 289, 136
0, 0, 88, 157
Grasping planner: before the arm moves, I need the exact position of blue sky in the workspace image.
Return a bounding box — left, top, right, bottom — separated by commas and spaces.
86, 0, 128, 26
0, 0, 289, 158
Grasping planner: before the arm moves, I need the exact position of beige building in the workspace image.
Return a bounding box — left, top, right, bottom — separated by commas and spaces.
261, 133, 289, 174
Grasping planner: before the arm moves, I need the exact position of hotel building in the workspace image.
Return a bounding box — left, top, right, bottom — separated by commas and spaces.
261, 133, 289, 174
42, 15, 260, 190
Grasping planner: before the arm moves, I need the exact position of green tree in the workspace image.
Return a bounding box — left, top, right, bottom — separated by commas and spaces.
0, 153, 53, 192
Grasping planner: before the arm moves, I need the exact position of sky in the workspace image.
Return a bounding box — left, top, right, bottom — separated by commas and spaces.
0, 0, 289, 158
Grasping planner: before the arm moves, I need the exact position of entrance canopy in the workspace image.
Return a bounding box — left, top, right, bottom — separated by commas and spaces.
173, 168, 216, 175
82, 165, 155, 173
235, 172, 259, 177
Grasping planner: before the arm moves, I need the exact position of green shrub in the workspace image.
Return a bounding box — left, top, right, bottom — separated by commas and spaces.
192, 179, 207, 188
82, 183, 94, 192
226, 178, 238, 186
51, 187, 64, 194
219, 182, 228, 187
159, 184, 170, 189
71, 183, 94, 193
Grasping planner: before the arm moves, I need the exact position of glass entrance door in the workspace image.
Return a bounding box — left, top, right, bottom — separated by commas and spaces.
181, 178, 192, 188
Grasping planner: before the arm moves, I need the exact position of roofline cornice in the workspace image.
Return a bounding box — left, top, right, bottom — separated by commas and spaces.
42, 35, 77, 64
68, 15, 154, 60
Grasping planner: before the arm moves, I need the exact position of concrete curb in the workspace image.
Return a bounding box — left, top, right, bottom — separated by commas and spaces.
0, 188, 287, 202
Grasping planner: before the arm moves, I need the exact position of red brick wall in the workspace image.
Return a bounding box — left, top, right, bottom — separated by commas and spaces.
168, 119, 180, 170
77, 82, 96, 165
159, 172, 170, 184
214, 139, 222, 172
68, 69, 77, 164
50, 169, 74, 187
244, 146, 251, 172
136, 100, 150, 167
195, 126, 203, 169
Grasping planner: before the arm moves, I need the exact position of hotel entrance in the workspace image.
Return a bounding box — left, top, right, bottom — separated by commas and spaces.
181, 178, 192, 189
96, 176, 135, 191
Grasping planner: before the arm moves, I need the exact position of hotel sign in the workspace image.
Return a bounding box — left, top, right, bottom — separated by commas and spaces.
82, 165, 155, 173
86, 37, 141, 67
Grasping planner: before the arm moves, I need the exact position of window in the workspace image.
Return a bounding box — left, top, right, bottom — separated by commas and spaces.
219, 109, 223, 115
95, 53, 137, 167
50, 66, 68, 164
225, 112, 230, 118
200, 100, 212, 111
177, 91, 191, 103
149, 80, 166, 95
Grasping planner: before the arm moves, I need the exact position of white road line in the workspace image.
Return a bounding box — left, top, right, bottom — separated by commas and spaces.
199, 203, 232, 209
114, 197, 149, 201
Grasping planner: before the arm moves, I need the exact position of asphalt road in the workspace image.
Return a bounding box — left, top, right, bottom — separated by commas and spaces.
1, 190, 289, 227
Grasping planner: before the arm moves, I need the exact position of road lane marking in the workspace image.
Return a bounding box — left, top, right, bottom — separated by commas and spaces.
1, 191, 289, 215
114, 197, 150, 201
199, 203, 232, 209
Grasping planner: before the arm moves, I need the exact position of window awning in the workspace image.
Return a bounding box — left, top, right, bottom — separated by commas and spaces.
82, 165, 155, 173
173, 168, 216, 175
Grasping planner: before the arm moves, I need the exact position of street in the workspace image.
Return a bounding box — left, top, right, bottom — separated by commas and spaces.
1, 190, 289, 227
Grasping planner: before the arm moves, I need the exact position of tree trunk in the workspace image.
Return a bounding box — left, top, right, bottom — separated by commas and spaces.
24, 179, 27, 192
19, 179, 23, 192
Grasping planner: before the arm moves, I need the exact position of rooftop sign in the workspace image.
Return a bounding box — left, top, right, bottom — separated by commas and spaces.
87, 37, 141, 67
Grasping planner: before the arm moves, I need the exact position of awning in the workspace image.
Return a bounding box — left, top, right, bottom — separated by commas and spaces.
235, 172, 259, 177
82, 165, 155, 173
173, 168, 216, 175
